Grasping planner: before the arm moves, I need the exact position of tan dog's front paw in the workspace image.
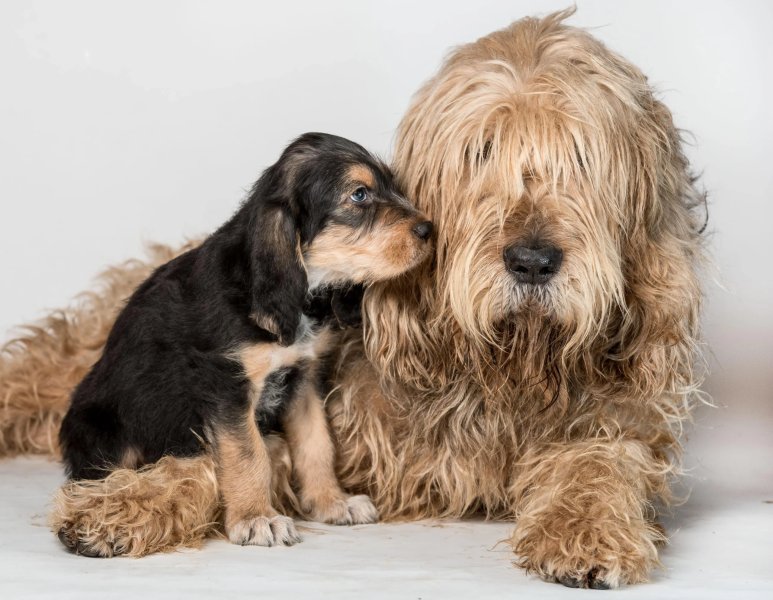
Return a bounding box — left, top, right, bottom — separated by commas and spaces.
57, 520, 120, 558
511, 515, 662, 589
227, 514, 301, 547
305, 494, 379, 525
549, 567, 613, 590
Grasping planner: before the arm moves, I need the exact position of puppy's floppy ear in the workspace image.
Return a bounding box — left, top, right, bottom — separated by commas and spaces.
246, 168, 308, 346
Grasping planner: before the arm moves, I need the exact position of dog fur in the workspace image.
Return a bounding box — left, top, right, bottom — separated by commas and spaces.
0, 10, 704, 588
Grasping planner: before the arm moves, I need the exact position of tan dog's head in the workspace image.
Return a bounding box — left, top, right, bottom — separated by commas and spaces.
365, 10, 705, 401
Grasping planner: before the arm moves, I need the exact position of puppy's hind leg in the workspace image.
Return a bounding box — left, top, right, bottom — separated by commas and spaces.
284, 382, 378, 525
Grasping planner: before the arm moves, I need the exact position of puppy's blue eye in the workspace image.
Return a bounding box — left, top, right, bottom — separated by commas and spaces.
350, 187, 368, 204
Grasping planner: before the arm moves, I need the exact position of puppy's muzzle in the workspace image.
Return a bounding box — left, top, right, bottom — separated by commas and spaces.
504, 244, 563, 284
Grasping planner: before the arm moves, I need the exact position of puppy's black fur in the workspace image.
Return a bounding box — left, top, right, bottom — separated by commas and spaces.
59, 133, 424, 480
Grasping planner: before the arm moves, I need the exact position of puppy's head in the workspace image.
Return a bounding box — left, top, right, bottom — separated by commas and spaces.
246, 132, 432, 345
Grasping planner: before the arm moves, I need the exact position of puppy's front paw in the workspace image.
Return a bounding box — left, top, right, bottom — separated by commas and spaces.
345, 494, 379, 524
306, 494, 379, 525
227, 514, 301, 547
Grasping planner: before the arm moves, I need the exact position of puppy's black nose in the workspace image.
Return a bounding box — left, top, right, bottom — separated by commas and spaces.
504, 244, 563, 284
412, 220, 433, 241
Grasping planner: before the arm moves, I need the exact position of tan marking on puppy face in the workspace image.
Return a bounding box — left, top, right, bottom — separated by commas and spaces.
305, 218, 431, 287
347, 164, 375, 189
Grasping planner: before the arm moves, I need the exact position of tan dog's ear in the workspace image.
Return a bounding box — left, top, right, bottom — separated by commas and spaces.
615, 96, 705, 400
362, 271, 437, 391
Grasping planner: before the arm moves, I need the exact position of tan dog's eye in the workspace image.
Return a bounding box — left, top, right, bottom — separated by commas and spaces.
350, 187, 369, 204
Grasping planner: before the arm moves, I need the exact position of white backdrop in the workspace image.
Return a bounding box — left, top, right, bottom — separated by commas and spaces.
1, 0, 771, 481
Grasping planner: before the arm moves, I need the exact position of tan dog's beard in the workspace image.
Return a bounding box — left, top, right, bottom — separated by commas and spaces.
507, 280, 563, 318
449, 261, 581, 338
503, 242, 625, 350
439, 208, 620, 349
458, 262, 624, 390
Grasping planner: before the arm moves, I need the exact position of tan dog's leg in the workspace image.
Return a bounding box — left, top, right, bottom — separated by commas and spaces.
51, 454, 219, 557
284, 382, 378, 525
509, 438, 667, 589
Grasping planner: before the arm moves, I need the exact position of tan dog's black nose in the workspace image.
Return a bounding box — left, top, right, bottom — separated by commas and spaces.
412, 220, 433, 241
504, 244, 563, 284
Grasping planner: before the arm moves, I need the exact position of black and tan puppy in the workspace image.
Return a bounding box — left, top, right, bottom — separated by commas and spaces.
58, 132, 433, 551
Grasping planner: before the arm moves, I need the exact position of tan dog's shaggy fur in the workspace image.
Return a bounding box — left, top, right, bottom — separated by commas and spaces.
0, 10, 705, 588
327, 9, 705, 588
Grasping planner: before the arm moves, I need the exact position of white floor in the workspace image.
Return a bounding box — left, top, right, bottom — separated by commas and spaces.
1, 415, 771, 599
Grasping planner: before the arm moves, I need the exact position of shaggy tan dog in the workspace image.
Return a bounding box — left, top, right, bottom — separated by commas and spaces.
0, 10, 705, 588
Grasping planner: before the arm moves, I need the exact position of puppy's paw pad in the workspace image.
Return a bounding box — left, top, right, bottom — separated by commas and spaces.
269, 515, 302, 546
305, 496, 350, 525
307, 494, 379, 525
228, 515, 301, 547
345, 494, 379, 524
